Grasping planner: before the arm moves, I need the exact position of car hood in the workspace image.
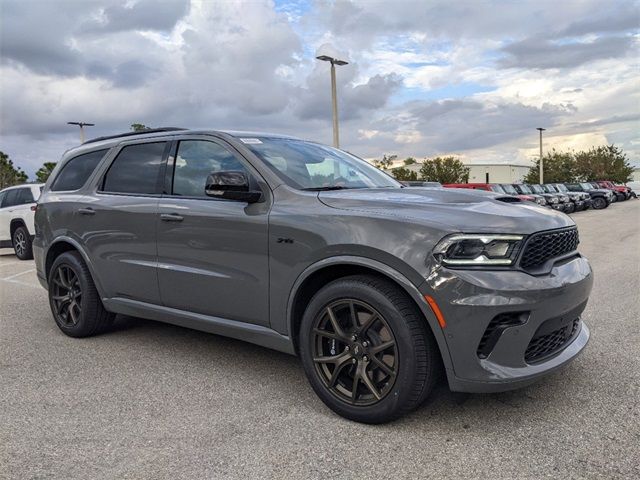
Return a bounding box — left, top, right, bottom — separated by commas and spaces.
318, 187, 574, 234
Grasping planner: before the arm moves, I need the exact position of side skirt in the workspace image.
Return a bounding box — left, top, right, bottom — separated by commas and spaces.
103, 297, 296, 355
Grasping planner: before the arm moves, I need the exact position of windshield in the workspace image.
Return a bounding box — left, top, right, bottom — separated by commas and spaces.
517, 184, 532, 194
489, 184, 505, 193
544, 184, 558, 193
245, 138, 401, 190
555, 184, 568, 192
580, 183, 593, 190
500, 184, 518, 195
530, 184, 544, 194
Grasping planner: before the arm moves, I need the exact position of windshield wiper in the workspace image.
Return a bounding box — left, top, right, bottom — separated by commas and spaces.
301, 186, 354, 191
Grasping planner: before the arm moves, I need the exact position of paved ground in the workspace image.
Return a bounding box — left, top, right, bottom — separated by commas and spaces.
1, 200, 639, 480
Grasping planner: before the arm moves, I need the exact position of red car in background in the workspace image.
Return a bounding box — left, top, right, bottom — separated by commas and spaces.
595, 181, 633, 200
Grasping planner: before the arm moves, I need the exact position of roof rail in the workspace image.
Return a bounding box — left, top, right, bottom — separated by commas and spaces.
83, 127, 187, 145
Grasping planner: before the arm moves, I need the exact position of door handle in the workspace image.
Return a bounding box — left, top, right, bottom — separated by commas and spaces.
160, 213, 184, 222
78, 207, 95, 215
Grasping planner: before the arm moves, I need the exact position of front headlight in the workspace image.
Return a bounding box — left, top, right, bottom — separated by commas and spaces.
536, 197, 546, 205
551, 197, 559, 204
433, 234, 524, 266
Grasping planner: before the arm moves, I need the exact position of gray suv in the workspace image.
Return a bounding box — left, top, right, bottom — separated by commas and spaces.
34, 128, 593, 423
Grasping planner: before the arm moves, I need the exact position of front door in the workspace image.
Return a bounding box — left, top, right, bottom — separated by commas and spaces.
156, 139, 270, 326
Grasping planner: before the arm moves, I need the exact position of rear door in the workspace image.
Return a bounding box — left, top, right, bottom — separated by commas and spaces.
156, 137, 270, 326
80, 140, 169, 304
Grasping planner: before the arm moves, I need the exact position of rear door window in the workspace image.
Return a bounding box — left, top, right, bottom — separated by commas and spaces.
102, 142, 167, 195
51, 149, 108, 191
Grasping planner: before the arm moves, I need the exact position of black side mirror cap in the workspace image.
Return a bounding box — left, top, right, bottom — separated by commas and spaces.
205, 171, 262, 203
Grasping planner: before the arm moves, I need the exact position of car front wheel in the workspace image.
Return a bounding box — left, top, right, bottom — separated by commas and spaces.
299, 275, 440, 423
592, 197, 608, 209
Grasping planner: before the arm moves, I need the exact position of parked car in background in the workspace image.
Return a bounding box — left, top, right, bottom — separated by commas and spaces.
552, 183, 591, 211
498, 184, 546, 207
34, 128, 593, 423
443, 183, 538, 204
565, 182, 613, 209
540, 184, 575, 213
527, 184, 565, 212
588, 182, 619, 203
0, 183, 43, 260
511, 184, 548, 207
595, 181, 629, 201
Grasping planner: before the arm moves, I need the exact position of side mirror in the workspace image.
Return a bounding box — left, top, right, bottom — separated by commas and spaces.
205, 171, 262, 203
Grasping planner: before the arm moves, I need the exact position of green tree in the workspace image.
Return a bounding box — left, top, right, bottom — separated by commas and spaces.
373, 154, 396, 170
35, 162, 57, 183
419, 156, 469, 183
574, 145, 634, 183
524, 149, 576, 184
0, 151, 28, 189
130, 123, 150, 132
391, 166, 418, 181
403, 157, 417, 166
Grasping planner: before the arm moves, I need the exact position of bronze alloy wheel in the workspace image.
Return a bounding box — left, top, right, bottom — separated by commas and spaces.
50, 265, 83, 327
311, 299, 398, 406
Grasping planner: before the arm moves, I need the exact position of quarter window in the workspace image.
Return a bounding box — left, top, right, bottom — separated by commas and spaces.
102, 142, 166, 195
172, 141, 248, 197
51, 149, 108, 191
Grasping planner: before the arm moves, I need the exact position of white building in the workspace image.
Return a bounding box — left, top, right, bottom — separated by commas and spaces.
402, 162, 532, 184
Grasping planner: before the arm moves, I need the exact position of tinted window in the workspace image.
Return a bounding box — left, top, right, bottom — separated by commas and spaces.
15, 187, 34, 205
172, 141, 247, 197
0, 191, 6, 208
102, 142, 166, 194
2, 189, 19, 208
51, 149, 108, 191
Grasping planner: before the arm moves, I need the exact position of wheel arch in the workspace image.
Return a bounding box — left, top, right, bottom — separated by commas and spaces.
286, 256, 453, 373
44, 237, 106, 298
9, 218, 27, 239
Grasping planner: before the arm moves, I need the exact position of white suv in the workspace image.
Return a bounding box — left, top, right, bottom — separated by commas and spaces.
0, 184, 43, 260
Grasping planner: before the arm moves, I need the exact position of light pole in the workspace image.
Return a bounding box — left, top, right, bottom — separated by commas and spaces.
67, 122, 95, 143
316, 55, 348, 148
536, 127, 546, 183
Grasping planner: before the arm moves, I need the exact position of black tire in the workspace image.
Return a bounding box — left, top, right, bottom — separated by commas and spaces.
48, 251, 114, 337
592, 197, 608, 209
299, 275, 440, 424
12, 225, 33, 260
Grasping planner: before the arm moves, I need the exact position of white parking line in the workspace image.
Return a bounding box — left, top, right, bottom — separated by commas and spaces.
1, 278, 42, 289
0, 261, 26, 268
2, 269, 35, 281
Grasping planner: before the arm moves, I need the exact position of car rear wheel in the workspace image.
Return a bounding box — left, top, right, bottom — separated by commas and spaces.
299, 275, 440, 423
48, 251, 115, 337
12, 225, 33, 260
592, 197, 607, 209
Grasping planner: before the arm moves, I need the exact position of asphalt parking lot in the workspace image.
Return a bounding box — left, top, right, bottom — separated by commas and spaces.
1, 201, 639, 479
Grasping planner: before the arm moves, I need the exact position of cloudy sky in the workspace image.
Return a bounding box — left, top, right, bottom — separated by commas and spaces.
1, 0, 638, 178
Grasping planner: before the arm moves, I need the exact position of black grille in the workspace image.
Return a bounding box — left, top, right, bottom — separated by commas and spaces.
477, 312, 528, 358
520, 227, 579, 270
525, 318, 580, 363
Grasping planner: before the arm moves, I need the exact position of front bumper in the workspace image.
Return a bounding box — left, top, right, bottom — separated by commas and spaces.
421, 256, 593, 392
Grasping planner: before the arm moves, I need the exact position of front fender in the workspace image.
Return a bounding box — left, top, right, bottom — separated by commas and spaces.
285, 255, 454, 374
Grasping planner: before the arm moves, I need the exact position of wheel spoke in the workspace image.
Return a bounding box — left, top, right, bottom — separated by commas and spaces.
51, 294, 68, 301
360, 368, 382, 400
68, 301, 78, 324
328, 357, 351, 388
358, 313, 378, 335
313, 328, 343, 342
370, 355, 395, 377
349, 301, 358, 329
313, 351, 350, 364
370, 340, 394, 355
351, 372, 360, 401
326, 306, 346, 339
